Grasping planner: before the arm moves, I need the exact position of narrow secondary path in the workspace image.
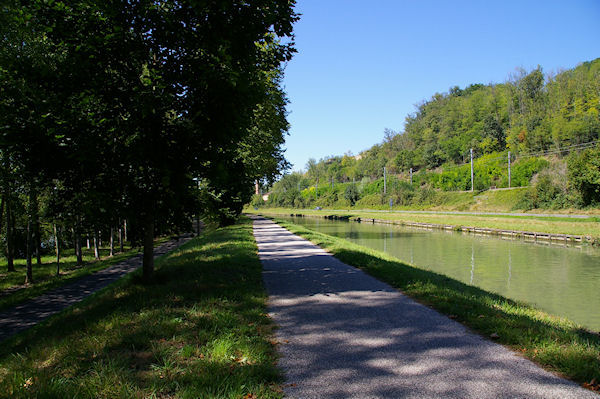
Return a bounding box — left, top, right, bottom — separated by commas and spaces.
252, 217, 596, 399
0, 235, 192, 342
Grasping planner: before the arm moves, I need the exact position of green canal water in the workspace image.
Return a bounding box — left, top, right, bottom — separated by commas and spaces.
280, 216, 600, 332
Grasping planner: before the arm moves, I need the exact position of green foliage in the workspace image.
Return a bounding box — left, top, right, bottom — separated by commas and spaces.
515, 160, 577, 210
343, 184, 360, 206
1, 1, 298, 278
250, 195, 264, 208
284, 59, 599, 209
568, 146, 600, 206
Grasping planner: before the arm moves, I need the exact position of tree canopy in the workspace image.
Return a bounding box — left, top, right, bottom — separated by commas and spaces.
0, 0, 298, 280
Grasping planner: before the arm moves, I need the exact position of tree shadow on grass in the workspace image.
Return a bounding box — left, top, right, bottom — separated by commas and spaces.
0, 224, 282, 398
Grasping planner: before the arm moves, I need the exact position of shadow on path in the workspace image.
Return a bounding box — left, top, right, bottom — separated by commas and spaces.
252, 216, 596, 399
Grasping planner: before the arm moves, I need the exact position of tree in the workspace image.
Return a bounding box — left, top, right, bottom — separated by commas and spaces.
344, 184, 359, 206
568, 147, 600, 206
0, 0, 298, 281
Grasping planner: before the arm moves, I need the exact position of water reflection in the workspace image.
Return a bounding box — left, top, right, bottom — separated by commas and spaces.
282, 216, 600, 332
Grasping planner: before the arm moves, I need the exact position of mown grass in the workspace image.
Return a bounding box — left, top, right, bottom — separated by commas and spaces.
250, 207, 600, 237
0, 241, 168, 312
271, 217, 600, 390
0, 217, 281, 399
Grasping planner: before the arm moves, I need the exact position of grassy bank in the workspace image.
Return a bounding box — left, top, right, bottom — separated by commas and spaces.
0, 242, 162, 312
0, 218, 281, 399
271, 217, 600, 390
249, 207, 600, 238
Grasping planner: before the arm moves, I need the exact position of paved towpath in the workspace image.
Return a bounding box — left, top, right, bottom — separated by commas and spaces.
0, 235, 192, 342
253, 216, 596, 399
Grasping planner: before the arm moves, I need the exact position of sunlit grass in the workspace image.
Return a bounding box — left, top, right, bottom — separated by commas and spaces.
273, 217, 600, 389
0, 218, 282, 398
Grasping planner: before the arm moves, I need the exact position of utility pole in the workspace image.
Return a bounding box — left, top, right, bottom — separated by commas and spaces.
508, 151, 511, 189
383, 167, 387, 195
410, 167, 413, 184
470, 148, 474, 193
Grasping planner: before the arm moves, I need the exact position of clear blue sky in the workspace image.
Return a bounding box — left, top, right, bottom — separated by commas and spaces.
282, 0, 600, 172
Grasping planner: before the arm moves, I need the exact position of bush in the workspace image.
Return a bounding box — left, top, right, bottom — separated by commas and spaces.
568, 147, 600, 206
344, 184, 360, 206
515, 160, 578, 210
355, 193, 385, 208
250, 194, 264, 208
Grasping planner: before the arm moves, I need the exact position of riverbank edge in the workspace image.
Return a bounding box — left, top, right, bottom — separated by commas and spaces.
256, 210, 598, 245
265, 215, 600, 393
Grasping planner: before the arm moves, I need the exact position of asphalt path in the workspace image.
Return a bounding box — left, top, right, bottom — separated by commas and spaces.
253, 216, 597, 399
0, 235, 192, 342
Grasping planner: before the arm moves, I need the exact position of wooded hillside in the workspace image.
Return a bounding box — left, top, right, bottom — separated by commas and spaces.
262, 59, 600, 210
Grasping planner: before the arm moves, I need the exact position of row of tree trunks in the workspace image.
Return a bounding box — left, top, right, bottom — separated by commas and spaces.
8, 215, 130, 281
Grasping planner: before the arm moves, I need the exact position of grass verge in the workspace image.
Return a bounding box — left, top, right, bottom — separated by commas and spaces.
0, 240, 168, 313
271, 216, 600, 391
0, 217, 281, 399
249, 207, 600, 238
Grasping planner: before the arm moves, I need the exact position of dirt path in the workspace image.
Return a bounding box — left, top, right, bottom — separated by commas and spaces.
253, 216, 596, 399
0, 236, 192, 342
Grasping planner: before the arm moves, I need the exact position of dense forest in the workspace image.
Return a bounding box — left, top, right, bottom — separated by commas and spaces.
262, 59, 600, 210
0, 1, 298, 281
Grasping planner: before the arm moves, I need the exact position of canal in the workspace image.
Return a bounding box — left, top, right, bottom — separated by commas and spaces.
278, 216, 600, 332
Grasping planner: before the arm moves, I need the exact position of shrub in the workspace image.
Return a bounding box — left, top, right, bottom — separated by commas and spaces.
344, 184, 360, 206
568, 146, 600, 206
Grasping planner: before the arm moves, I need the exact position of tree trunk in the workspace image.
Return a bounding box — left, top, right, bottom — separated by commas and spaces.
124, 219, 127, 242
31, 189, 42, 265
0, 195, 5, 236
142, 216, 154, 282
54, 224, 60, 275
74, 225, 83, 266
72, 227, 77, 256
109, 227, 114, 257
119, 225, 124, 253
86, 237, 90, 249
93, 230, 99, 259
6, 193, 14, 272
25, 220, 33, 284
35, 227, 41, 265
